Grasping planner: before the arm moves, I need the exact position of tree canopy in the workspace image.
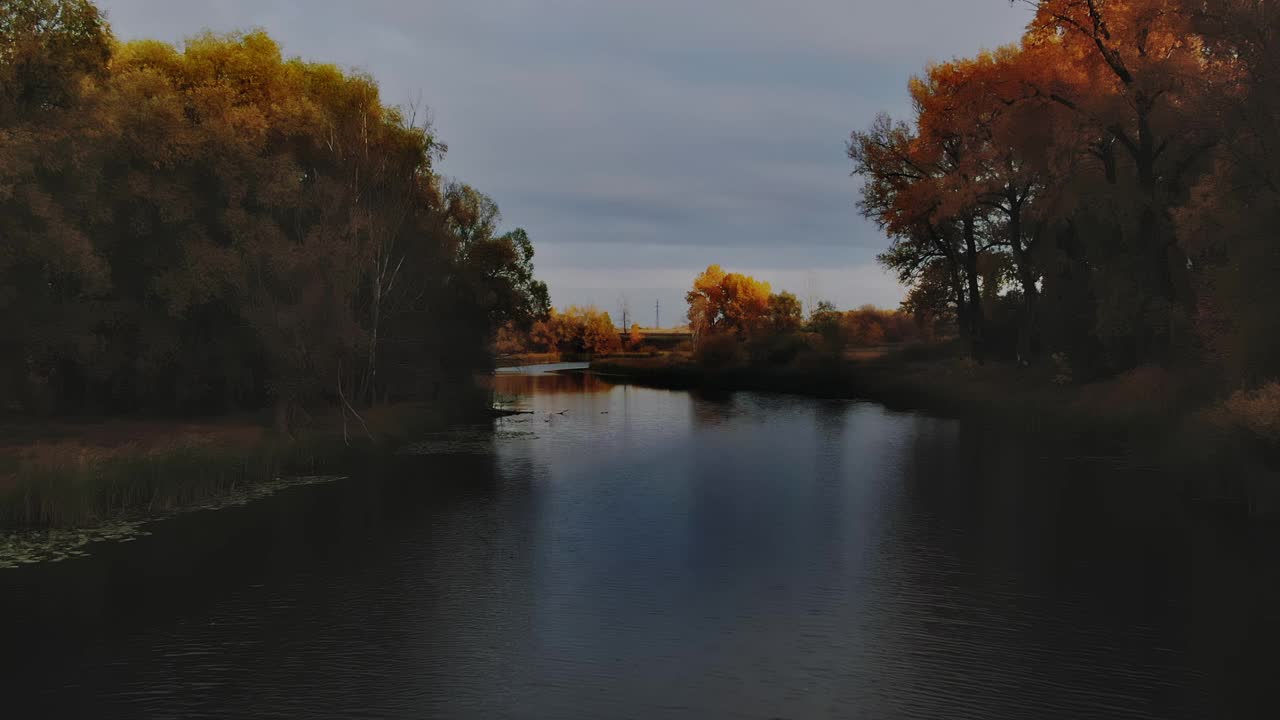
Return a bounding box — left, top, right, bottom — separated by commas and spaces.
851, 0, 1278, 381
0, 4, 549, 423
686, 265, 773, 339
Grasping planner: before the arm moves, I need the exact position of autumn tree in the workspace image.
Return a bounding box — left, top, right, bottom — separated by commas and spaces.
0, 0, 111, 121
0, 0, 113, 411
1017, 0, 1215, 365
685, 265, 772, 340
843, 306, 888, 347
533, 307, 620, 355
852, 0, 1232, 374
0, 9, 550, 422
917, 48, 1066, 362
577, 307, 623, 355
851, 113, 983, 360
1175, 0, 1280, 383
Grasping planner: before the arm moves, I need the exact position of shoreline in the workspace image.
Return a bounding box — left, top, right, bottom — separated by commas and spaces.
0, 394, 497, 533
590, 355, 1278, 515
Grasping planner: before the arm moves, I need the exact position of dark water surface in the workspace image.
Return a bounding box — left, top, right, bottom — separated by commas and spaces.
3, 364, 1278, 718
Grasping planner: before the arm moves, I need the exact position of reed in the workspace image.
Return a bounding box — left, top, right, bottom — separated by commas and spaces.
0, 400, 471, 531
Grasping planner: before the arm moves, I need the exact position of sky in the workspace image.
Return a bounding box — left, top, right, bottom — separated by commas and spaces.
97, 0, 1033, 326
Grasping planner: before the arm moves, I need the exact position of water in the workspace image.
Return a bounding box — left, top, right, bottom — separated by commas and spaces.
2, 363, 1277, 718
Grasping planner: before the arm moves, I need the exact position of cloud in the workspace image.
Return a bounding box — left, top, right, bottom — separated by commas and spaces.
97, 0, 1033, 310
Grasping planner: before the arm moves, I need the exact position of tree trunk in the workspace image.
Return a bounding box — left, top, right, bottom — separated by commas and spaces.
945, 255, 969, 348
273, 395, 294, 437
363, 251, 382, 406
1007, 201, 1040, 365
1134, 101, 1189, 363
963, 215, 986, 364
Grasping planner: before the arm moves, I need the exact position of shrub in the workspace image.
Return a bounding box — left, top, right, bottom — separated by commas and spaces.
1051, 353, 1073, 385
1219, 382, 1280, 444
693, 334, 746, 369
747, 333, 808, 367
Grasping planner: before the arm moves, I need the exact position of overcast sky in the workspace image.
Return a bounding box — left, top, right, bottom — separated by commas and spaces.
98, 0, 1032, 325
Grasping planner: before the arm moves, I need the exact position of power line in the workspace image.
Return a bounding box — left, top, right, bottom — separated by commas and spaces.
617, 294, 631, 330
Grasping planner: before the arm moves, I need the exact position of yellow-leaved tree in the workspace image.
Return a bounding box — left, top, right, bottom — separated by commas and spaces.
685, 265, 772, 340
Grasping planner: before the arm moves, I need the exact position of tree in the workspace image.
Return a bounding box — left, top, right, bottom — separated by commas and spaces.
850, 113, 981, 360
851, 0, 1229, 374
0, 15, 551, 422
913, 48, 1062, 363
577, 307, 622, 355
1175, 0, 1280, 383
1018, 0, 1215, 364
806, 300, 844, 355
437, 184, 550, 380
0, 0, 113, 411
685, 265, 772, 340
843, 306, 888, 347
529, 311, 563, 353
0, 0, 111, 121
523, 306, 619, 355
766, 292, 803, 334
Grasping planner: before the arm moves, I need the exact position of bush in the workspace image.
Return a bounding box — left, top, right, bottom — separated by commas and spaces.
1219, 382, 1280, 444
885, 339, 959, 365
693, 334, 746, 369
747, 333, 808, 366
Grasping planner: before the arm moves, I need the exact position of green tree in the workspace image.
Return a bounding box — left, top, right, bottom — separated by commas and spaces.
766, 292, 803, 334
0, 0, 111, 121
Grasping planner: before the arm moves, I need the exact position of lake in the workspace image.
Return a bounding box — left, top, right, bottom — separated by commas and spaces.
2, 363, 1277, 718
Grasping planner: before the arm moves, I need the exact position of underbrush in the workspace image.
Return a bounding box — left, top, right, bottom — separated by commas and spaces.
0, 400, 465, 530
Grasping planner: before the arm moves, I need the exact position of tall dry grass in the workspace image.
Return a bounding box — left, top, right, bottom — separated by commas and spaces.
1216, 382, 1280, 444
0, 401, 460, 530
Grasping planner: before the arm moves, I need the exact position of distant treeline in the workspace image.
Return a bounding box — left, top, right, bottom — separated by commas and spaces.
496, 306, 630, 356
1, 1, 548, 425
850, 0, 1280, 385
683, 265, 922, 367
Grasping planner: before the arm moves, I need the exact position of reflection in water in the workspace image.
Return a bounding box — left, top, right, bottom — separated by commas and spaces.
0, 363, 1276, 718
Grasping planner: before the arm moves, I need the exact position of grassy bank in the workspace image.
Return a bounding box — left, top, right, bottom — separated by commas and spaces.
592, 350, 1275, 507
594, 349, 1190, 432
0, 396, 488, 531
495, 350, 663, 368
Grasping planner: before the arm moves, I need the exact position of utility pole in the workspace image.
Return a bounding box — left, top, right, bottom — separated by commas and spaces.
805, 269, 818, 318
655, 299, 660, 329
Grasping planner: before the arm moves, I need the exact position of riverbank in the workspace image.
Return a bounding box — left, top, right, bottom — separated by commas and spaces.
0, 390, 492, 531
592, 352, 1278, 510
495, 351, 662, 368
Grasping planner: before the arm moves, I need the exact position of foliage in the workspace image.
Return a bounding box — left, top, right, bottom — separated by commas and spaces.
0, 0, 111, 120
1219, 383, 1280, 445
680, 264, 924, 368
692, 333, 746, 369
0, 6, 548, 424
766, 292, 803, 334
686, 265, 772, 339
805, 301, 844, 355
524, 306, 621, 355
848, 0, 1227, 371
746, 332, 808, 367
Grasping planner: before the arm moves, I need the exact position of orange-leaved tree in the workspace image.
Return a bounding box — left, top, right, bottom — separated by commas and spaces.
685, 265, 772, 340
